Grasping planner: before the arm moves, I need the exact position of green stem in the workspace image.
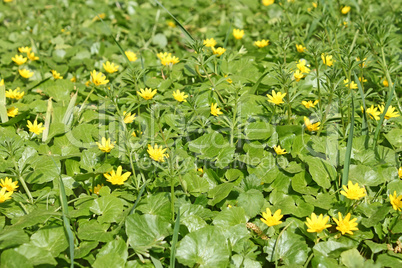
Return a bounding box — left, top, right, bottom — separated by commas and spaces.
171, 176, 175, 221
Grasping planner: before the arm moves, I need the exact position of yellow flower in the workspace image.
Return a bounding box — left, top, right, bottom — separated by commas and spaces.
399, 167, 402, 179
104, 166, 131, 185
96, 137, 115, 153
294, 70, 304, 82
363, 105, 380, 120
296, 44, 306, 53
233, 29, 244, 40
333, 212, 359, 235
343, 21, 348, 27
389, 191, 402, 211
304, 117, 320, 132
203, 38, 217, 48
27, 51, 39, 61
27, 119, 46, 135
19, 69, 34, 78
172, 90, 188, 102
12, 55, 27, 65
18, 46, 31, 53
147, 144, 169, 162
341, 6, 351, 14
343, 79, 358, 89
103, 61, 119, 73
212, 47, 226, 56
358, 77, 367, 83
312, 2, 318, 8
262, 0, 274, 6
260, 208, 283, 227
71, 76, 77, 82
0, 177, 19, 192
356, 57, 367, 68
0, 188, 12, 203
302, 100, 319, 109
340, 181, 366, 200
137, 88, 157, 100
254, 40, 269, 48
0, 79, 4, 86
305, 213, 331, 233
321, 54, 334, 67
123, 111, 136, 124
90, 70, 109, 86
273, 145, 286, 155
378, 105, 400, 120
157, 52, 180, 66
51, 70, 63, 80
296, 59, 310, 74
167, 21, 176, 28
125, 51, 138, 62
210, 103, 223, 116
5, 88, 24, 100
382, 78, 390, 87
85, 80, 92, 87
267, 90, 286, 105
90, 184, 104, 195
7, 107, 18, 118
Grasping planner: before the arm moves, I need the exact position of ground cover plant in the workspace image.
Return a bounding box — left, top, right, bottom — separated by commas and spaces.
0, 0, 401, 267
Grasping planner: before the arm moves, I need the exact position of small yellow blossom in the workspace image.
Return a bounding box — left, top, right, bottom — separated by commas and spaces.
333, 212, 359, 235
0, 177, 19, 192
203, 38, 217, 48
27, 119, 46, 135
312, 2, 318, 8
296, 44, 306, 53
294, 70, 304, 82
363, 105, 380, 120
302, 100, 319, 109
341, 6, 351, 14
5, 88, 24, 100
167, 21, 176, 28
305, 213, 331, 233
297, 59, 310, 74
378, 105, 399, 119
96, 137, 115, 153
233, 29, 244, 40
267, 90, 286, 105
254, 40, 269, 48
321, 54, 334, 67
103, 61, 119, 74
304, 117, 320, 132
71, 77, 77, 82
90, 184, 104, 195
0, 188, 12, 203
27, 51, 39, 61
147, 144, 169, 162
172, 90, 188, 102
51, 70, 63, 80
137, 88, 157, 100
358, 77, 367, 83
343, 21, 348, 27
93, 13, 106, 21
389, 191, 402, 211
344, 79, 358, 89
382, 78, 391, 87
212, 47, 226, 56
123, 111, 136, 124
262, 0, 274, 6
261, 208, 283, 227
211, 103, 223, 116
399, 167, 402, 179
18, 46, 31, 53
273, 145, 286, 155
340, 181, 366, 200
7, 107, 18, 118
125, 51, 138, 62
157, 52, 180, 66
85, 80, 92, 87
19, 69, 34, 78
12, 55, 27, 65
104, 166, 131, 185
91, 70, 109, 86
356, 57, 367, 68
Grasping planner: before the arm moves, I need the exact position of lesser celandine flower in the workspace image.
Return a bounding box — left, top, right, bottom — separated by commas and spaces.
212, 47, 226, 56
27, 51, 39, 61
273, 145, 286, 155
296, 60, 310, 74
203, 38, 217, 48
305, 213, 331, 233
358, 77, 367, 83
356, 57, 367, 68
262, 0, 274, 6
12, 55, 27, 65
321, 54, 334, 67
302, 100, 319, 109
382, 78, 390, 87
123, 112, 136, 124
340, 181, 366, 200
389, 191, 402, 211
267, 90, 286, 105
364, 105, 380, 120
260, 208, 283, 227
125, 51, 137, 62
7, 107, 18, 118
233, 29, 244, 40
333, 213, 359, 235
210, 103, 223, 116
254, 40, 269, 48
294, 70, 304, 82
296, 44, 306, 53
399, 167, 402, 179
104, 166, 131, 185
18, 46, 31, 53
304, 117, 320, 132
91, 70, 109, 86
147, 144, 169, 162
19, 69, 34, 78
378, 105, 400, 119
167, 21, 176, 28
172, 90, 188, 102
341, 6, 351, 14
157, 52, 180, 66
90, 184, 103, 195
137, 88, 157, 100
5, 88, 24, 100
343, 79, 357, 89
71, 77, 77, 82
27, 120, 46, 135
0, 188, 12, 203
51, 70, 63, 80
96, 137, 115, 153
0, 177, 18, 192
103, 61, 119, 73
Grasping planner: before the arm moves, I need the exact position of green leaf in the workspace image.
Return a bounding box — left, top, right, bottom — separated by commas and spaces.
0, 229, 29, 250
80, 150, 98, 172
364, 240, 387, 254
313, 239, 355, 258
376, 253, 402, 266
26, 156, 61, 184
176, 226, 230, 268
349, 165, 385, 187
384, 128, 402, 150
244, 122, 273, 140
237, 189, 265, 218
340, 248, 365, 268
136, 193, 172, 221
0, 249, 33, 268
311, 254, 339, 268
303, 156, 336, 189
74, 241, 99, 259
90, 195, 124, 223
291, 171, 319, 196
93, 253, 126, 268
77, 220, 114, 242
93, 237, 128, 268
30, 225, 69, 257
208, 183, 234, 206
213, 207, 248, 227
15, 243, 57, 266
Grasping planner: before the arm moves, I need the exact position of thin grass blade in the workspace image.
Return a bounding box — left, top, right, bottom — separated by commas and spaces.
0, 84, 8, 123
341, 93, 355, 188
42, 98, 53, 142
170, 207, 180, 268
